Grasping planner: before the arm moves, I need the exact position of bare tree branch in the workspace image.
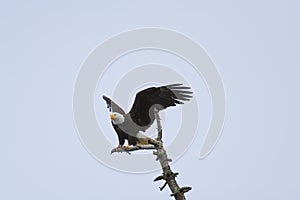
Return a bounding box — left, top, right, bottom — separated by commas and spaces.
154, 108, 163, 142
110, 145, 156, 154
152, 111, 192, 200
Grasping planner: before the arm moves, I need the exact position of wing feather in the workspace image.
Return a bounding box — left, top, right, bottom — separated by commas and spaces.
102, 95, 125, 114
128, 83, 193, 130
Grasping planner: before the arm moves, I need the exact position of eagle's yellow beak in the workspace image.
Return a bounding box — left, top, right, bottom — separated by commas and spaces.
110, 114, 115, 120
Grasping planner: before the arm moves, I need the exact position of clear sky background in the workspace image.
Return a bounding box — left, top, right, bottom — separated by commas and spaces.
1, 1, 300, 199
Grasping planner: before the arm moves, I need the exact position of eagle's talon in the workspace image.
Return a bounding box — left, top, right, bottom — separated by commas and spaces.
111, 146, 132, 155
110, 145, 123, 154
122, 145, 131, 150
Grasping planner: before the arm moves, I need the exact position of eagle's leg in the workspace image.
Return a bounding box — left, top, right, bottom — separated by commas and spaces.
111, 145, 122, 151
122, 145, 131, 150
111, 144, 131, 154
134, 132, 151, 147
136, 138, 149, 146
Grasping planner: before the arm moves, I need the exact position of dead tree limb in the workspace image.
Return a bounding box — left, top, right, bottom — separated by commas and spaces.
110, 145, 156, 154
152, 108, 191, 200
154, 107, 163, 142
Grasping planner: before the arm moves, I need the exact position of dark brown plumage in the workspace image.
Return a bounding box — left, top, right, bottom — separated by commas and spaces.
103, 83, 193, 147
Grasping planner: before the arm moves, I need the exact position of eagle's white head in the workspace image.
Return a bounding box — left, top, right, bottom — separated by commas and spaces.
110, 112, 125, 125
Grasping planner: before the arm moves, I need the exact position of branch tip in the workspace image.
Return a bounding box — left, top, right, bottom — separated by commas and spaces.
159, 181, 168, 191
154, 175, 165, 182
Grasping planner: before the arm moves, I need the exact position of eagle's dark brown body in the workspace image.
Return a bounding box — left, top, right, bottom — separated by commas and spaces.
103, 84, 193, 147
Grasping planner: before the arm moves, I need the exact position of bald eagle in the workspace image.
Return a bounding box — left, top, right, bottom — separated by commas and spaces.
103, 84, 193, 149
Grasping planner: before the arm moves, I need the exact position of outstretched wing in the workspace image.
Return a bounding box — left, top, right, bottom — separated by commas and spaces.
128, 83, 193, 130
102, 95, 125, 114
102, 95, 127, 146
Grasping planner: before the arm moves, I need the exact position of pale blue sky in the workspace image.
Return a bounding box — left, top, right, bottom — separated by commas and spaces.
1, 1, 300, 199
